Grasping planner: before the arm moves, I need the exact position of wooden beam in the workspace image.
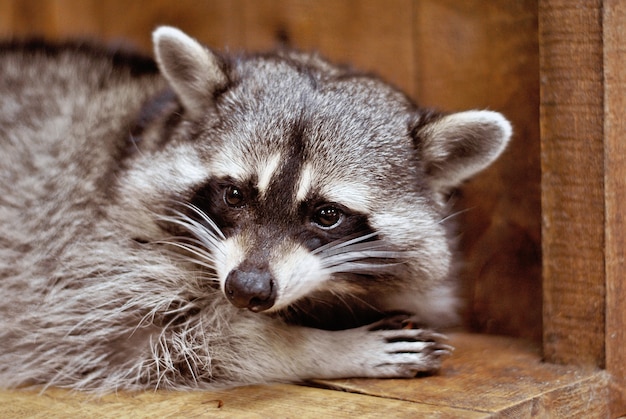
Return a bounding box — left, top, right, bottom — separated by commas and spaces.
539, 0, 606, 367
603, 0, 626, 415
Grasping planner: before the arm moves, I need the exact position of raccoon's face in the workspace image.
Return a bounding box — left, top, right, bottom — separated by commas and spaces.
184, 84, 421, 313
187, 176, 378, 313
116, 28, 511, 318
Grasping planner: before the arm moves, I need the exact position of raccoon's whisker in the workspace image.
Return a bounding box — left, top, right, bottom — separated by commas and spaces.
175, 235, 220, 255
319, 240, 406, 274
312, 232, 379, 255
155, 243, 219, 284
156, 236, 208, 252
437, 207, 472, 225
179, 266, 218, 284
318, 241, 398, 259
172, 257, 215, 274
173, 216, 223, 245
182, 204, 226, 239
165, 202, 225, 240
321, 258, 402, 272
320, 248, 404, 262
324, 262, 404, 275
157, 215, 223, 250
158, 205, 223, 239
342, 292, 382, 314
127, 132, 148, 158
157, 239, 219, 267
326, 290, 360, 319
319, 244, 405, 269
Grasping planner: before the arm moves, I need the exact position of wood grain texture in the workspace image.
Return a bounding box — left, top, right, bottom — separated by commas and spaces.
539, 0, 605, 367
603, 0, 626, 415
0, 333, 609, 418
0, 0, 13, 35
238, 0, 416, 95
1, 383, 481, 419
317, 333, 609, 417
413, 0, 542, 343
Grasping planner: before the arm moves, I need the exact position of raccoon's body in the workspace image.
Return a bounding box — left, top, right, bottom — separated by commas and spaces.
0, 27, 511, 392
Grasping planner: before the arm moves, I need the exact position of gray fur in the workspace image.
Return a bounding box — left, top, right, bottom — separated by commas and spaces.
0, 27, 511, 392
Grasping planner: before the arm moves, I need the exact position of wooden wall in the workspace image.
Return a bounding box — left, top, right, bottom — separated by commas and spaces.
0, 0, 542, 341
539, 0, 626, 412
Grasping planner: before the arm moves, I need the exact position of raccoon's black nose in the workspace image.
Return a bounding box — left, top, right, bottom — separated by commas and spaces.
224, 268, 276, 312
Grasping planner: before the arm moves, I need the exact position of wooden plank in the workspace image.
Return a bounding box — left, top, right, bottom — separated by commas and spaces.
0, 383, 482, 419
317, 333, 609, 417
0, 0, 415, 98
539, 0, 605, 367
1, 0, 248, 52
95, 0, 248, 52
1, 0, 56, 38
603, 0, 626, 415
0, 0, 15, 37
240, 0, 415, 95
412, 0, 542, 342
48, 0, 102, 39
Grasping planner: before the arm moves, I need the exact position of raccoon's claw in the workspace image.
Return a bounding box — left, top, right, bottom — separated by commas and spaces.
381, 328, 451, 364
306, 317, 452, 380
359, 315, 453, 377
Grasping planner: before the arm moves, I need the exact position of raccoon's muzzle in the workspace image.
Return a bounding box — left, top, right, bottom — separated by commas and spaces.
225, 267, 276, 312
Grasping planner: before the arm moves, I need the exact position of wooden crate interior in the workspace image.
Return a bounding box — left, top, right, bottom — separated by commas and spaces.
0, 0, 622, 416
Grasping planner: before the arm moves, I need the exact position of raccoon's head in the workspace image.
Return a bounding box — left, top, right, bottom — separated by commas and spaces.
117, 27, 511, 325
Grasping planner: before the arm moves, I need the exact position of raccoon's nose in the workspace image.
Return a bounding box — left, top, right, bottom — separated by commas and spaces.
224, 269, 276, 312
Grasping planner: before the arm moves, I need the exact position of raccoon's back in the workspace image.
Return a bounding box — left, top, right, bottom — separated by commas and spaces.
0, 41, 163, 179
0, 41, 165, 280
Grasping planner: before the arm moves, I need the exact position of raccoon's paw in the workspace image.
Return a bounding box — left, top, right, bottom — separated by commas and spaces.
356, 313, 453, 378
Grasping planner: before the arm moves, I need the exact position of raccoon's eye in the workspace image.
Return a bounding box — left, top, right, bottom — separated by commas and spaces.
312, 205, 343, 229
224, 185, 245, 208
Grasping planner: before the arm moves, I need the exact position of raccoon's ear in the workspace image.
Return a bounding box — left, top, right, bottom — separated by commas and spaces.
152, 26, 228, 118
415, 110, 512, 192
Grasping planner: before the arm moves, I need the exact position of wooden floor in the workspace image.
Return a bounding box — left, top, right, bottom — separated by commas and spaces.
0, 333, 610, 418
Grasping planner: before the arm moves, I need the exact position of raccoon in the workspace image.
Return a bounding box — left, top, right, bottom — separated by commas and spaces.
0, 27, 511, 392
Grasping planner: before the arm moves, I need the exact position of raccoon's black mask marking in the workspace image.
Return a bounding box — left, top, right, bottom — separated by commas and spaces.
188, 178, 375, 254
185, 107, 375, 254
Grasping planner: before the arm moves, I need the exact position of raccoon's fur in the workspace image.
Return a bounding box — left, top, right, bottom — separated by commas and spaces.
0, 27, 511, 392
